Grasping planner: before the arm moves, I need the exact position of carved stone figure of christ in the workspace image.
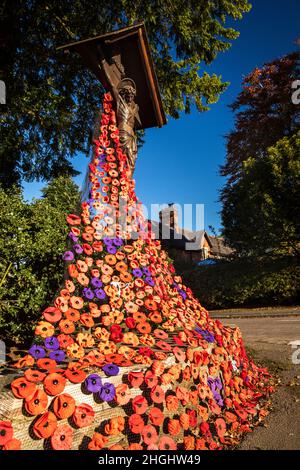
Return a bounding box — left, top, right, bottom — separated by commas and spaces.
112, 78, 141, 173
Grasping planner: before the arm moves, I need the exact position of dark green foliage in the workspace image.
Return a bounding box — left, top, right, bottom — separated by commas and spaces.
179, 256, 300, 310
0, 176, 81, 346
221, 132, 300, 256
0, 0, 251, 187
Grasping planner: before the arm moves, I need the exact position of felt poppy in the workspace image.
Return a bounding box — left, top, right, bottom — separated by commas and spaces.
168, 419, 181, 436
128, 371, 144, 388
57, 334, 74, 349
53, 393, 76, 420
36, 358, 57, 371
2, 438, 21, 450
173, 346, 186, 363
0, 421, 13, 445
215, 418, 227, 438
152, 361, 165, 376
149, 312, 162, 323
69, 296, 84, 310
80, 313, 94, 327
59, 319, 75, 335
150, 385, 165, 404
136, 321, 152, 334
184, 436, 195, 450
64, 308, 80, 322
128, 413, 145, 434
43, 307, 62, 323
102, 363, 119, 376
51, 424, 73, 450
98, 382, 116, 402
35, 321, 55, 338
11, 377, 36, 399
158, 436, 177, 450
24, 389, 48, 415
156, 340, 172, 352
28, 345, 46, 359
33, 411, 57, 439
67, 214, 81, 225
153, 328, 169, 340
104, 416, 125, 436
166, 395, 179, 412
148, 407, 164, 427
84, 374, 102, 393
142, 425, 158, 445
144, 299, 157, 311
144, 371, 158, 388
24, 369, 46, 383
187, 409, 198, 428
73, 403, 95, 428
88, 432, 108, 450
179, 413, 190, 431
132, 311, 147, 323
115, 383, 131, 405
132, 395, 148, 414
65, 368, 87, 384
44, 373, 66, 396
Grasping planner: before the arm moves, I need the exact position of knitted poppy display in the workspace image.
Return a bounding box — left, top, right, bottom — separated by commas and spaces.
0, 93, 274, 450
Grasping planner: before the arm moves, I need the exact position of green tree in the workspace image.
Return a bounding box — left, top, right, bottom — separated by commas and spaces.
0, 176, 80, 346
221, 52, 300, 185
0, 0, 251, 187
221, 132, 300, 256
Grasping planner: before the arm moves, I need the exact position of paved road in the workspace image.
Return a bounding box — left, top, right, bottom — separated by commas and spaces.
221, 316, 300, 351
219, 315, 300, 450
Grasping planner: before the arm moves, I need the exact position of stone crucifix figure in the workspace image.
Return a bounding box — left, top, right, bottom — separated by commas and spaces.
112, 78, 141, 172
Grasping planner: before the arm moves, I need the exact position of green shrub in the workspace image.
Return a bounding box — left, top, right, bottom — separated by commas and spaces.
179, 256, 300, 310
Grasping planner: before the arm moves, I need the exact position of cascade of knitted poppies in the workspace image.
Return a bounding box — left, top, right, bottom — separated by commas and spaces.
0, 93, 274, 451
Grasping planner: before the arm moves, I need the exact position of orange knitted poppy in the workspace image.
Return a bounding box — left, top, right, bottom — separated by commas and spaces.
142, 425, 158, 445
24, 389, 48, 415
167, 418, 181, 436
150, 385, 165, 404
51, 424, 73, 450
128, 414, 144, 434
166, 395, 179, 412
59, 319, 75, 334
11, 377, 36, 399
33, 411, 57, 439
158, 436, 177, 450
64, 308, 80, 322
43, 373, 66, 396
73, 403, 95, 428
24, 369, 46, 384
53, 393, 76, 419
64, 368, 86, 384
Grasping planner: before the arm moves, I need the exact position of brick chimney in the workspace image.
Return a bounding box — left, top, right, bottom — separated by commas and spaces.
159, 203, 179, 232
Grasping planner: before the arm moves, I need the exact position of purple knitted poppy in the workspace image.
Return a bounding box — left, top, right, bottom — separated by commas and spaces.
68, 232, 78, 243
143, 267, 151, 276
83, 288, 94, 300
102, 363, 119, 377
145, 276, 155, 286
73, 244, 84, 254
132, 268, 143, 278
28, 345, 46, 359
98, 382, 116, 402
94, 288, 106, 300
84, 374, 102, 393
62, 251, 74, 261
112, 237, 123, 247
44, 336, 59, 350
49, 350, 66, 362
107, 245, 117, 254
91, 277, 103, 288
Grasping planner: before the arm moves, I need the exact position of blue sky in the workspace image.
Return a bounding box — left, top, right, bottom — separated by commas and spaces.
23, 0, 300, 233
